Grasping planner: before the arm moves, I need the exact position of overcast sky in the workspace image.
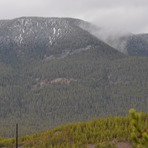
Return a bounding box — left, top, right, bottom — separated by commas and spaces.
0, 0, 148, 33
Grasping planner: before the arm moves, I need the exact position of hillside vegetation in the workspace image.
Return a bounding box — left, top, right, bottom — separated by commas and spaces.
0, 111, 148, 148
0, 45, 148, 136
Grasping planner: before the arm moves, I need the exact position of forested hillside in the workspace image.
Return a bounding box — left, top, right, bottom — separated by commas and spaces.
0, 17, 148, 137
0, 45, 148, 137
126, 34, 148, 56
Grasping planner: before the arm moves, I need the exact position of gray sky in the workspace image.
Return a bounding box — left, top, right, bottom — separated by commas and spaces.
0, 0, 148, 33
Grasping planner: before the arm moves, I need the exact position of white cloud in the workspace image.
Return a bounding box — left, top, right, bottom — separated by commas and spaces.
0, 0, 148, 33
89, 7, 148, 34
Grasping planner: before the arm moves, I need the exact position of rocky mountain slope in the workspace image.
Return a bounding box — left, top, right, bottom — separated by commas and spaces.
0, 17, 101, 63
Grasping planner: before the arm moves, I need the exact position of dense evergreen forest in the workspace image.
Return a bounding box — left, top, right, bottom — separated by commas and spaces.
0, 110, 147, 148
0, 44, 148, 137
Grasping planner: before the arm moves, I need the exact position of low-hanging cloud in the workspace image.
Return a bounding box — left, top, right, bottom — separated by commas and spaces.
0, 0, 148, 33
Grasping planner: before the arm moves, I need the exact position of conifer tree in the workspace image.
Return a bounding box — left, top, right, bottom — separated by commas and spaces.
129, 109, 148, 148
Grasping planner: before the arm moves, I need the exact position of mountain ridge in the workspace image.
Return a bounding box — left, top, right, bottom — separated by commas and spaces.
0, 16, 148, 61
0, 17, 102, 63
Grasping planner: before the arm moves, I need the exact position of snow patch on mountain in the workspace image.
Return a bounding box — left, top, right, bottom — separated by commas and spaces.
0, 17, 78, 47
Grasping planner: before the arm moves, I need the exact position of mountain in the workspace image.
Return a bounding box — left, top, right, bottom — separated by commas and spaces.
0, 17, 148, 60
126, 33, 148, 56
0, 17, 100, 64
0, 17, 147, 137
92, 33, 148, 56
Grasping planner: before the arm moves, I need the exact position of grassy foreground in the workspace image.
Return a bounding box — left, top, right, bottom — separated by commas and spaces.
0, 111, 147, 148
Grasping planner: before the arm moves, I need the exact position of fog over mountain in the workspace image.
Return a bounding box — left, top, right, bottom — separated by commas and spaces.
1, 0, 148, 55
0, 0, 148, 34
0, 16, 148, 57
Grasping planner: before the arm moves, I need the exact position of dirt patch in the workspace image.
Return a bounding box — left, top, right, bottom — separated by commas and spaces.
87, 144, 95, 148
116, 142, 132, 148
51, 78, 77, 84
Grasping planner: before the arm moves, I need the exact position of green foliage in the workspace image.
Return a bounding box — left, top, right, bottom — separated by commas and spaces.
130, 109, 148, 148
0, 113, 147, 148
